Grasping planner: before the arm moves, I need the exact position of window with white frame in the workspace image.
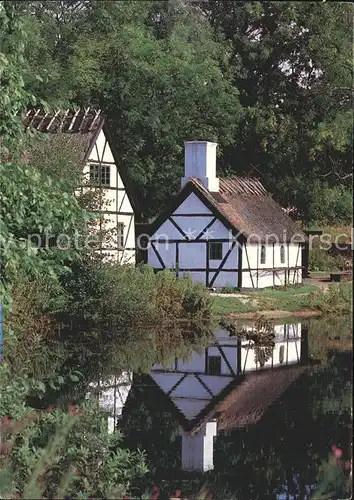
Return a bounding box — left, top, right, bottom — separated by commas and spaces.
89, 163, 110, 187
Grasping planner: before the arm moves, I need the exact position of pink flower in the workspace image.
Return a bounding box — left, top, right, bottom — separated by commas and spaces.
68, 403, 83, 417
1, 416, 10, 424
151, 485, 160, 500
333, 447, 343, 458
174, 489, 181, 498
344, 460, 351, 470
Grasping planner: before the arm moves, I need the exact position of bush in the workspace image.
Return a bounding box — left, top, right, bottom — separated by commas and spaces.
0, 376, 148, 499
309, 247, 346, 272
59, 263, 212, 339
221, 285, 236, 294
310, 284, 352, 315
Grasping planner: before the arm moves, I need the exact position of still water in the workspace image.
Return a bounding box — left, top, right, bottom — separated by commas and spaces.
113, 315, 352, 499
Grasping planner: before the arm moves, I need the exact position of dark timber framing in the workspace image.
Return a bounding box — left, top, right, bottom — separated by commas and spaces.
215, 341, 236, 376
176, 242, 179, 278
238, 244, 243, 289
293, 243, 301, 284
195, 217, 217, 240
169, 216, 189, 240
150, 242, 165, 269
206, 241, 210, 287
146, 178, 306, 290
85, 126, 136, 261
146, 327, 308, 435
209, 240, 237, 287
244, 243, 255, 289
167, 373, 188, 396
272, 243, 275, 287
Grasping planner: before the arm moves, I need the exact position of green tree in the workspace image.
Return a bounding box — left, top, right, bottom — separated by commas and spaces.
11, 0, 242, 217
0, 1, 88, 311
8, 1, 353, 222
199, 1, 353, 221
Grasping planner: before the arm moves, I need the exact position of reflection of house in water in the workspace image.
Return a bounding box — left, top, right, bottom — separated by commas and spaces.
149, 323, 308, 472
88, 372, 133, 433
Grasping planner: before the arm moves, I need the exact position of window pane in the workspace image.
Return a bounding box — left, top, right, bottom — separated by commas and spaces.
89, 164, 110, 186
207, 356, 221, 375
209, 242, 223, 260
280, 245, 285, 264
89, 164, 100, 184
101, 165, 110, 186
260, 245, 266, 264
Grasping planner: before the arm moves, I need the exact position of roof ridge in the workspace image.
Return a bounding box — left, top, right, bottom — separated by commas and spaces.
23, 107, 104, 134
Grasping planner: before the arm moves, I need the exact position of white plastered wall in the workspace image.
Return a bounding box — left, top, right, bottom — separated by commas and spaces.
81, 130, 135, 264
148, 193, 239, 287
241, 243, 302, 288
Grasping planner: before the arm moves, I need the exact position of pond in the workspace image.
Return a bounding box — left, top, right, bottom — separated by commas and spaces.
117, 314, 352, 499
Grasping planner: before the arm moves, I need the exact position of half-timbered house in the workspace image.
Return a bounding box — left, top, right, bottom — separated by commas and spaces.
24, 108, 138, 263
149, 322, 308, 472
88, 372, 133, 433
144, 141, 306, 289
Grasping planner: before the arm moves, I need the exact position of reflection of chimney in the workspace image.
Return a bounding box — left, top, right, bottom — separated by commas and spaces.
180, 421, 217, 472
182, 141, 219, 192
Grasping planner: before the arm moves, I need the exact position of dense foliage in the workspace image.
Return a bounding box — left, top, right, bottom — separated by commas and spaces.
0, 2, 352, 497
0, 2, 213, 497
5, 0, 353, 222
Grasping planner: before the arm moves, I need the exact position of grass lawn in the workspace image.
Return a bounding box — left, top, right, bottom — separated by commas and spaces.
248, 284, 318, 297
211, 283, 351, 316
212, 297, 257, 316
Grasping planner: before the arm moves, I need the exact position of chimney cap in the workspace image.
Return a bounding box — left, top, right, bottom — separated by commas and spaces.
184, 140, 218, 146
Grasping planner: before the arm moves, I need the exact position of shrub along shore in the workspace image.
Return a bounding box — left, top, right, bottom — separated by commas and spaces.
211, 283, 352, 319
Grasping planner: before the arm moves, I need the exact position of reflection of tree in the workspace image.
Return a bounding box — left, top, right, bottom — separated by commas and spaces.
307, 315, 352, 363
210, 318, 352, 499
221, 315, 276, 368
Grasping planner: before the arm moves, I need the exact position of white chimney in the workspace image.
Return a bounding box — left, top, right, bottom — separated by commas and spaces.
180, 421, 217, 472
182, 141, 219, 192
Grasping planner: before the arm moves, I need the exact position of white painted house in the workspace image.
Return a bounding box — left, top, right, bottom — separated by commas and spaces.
24, 108, 138, 264
150, 323, 307, 472
145, 141, 306, 289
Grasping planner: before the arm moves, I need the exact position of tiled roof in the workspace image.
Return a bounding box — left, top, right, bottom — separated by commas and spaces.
189, 178, 306, 243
